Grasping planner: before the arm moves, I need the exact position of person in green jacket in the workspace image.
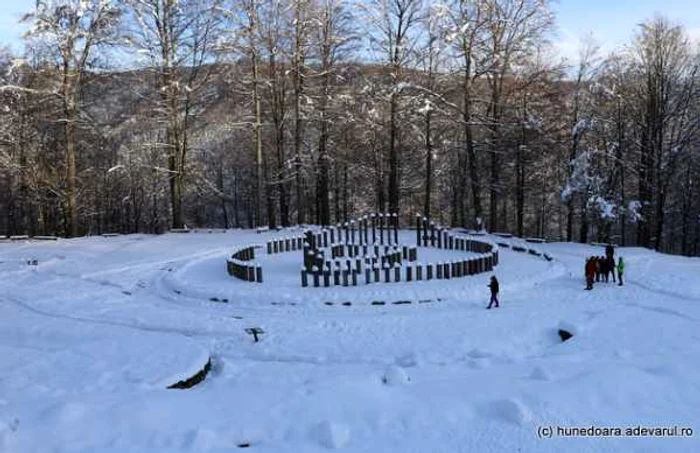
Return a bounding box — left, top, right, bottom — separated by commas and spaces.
617, 257, 625, 286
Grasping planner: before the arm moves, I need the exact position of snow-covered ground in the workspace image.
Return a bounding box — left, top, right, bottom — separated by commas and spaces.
1, 230, 699, 452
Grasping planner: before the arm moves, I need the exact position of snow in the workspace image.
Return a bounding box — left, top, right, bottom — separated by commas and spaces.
1, 231, 700, 452
382, 366, 410, 386
313, 420, 352, 449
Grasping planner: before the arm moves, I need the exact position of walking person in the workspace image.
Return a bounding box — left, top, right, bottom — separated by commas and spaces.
487, 275, 500, 309
617, 257, 625, 286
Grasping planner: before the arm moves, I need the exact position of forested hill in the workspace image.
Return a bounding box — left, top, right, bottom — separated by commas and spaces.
1, 0, 699, 257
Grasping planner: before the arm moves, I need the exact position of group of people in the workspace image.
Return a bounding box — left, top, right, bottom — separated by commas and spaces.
585, 243, 625, 290
486, 243, 627, 309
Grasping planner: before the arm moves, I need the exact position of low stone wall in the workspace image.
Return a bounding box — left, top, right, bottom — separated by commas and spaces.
167, 357, 212, 389
267, 236, 304, 254
226, 245, 262, 283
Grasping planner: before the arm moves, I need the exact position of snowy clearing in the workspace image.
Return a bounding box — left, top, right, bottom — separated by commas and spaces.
1, 230, 699, 452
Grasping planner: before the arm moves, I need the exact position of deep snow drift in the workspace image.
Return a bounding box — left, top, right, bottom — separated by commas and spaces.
1, 230, 699, 452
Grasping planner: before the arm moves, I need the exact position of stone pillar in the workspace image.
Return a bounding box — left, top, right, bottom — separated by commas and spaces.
416, 214, 421, 247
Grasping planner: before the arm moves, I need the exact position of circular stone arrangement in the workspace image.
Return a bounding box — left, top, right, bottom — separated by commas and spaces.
227, 213, 499, 288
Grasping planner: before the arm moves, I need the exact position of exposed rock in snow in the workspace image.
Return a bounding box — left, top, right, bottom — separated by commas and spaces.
558, 329, 574, 342
557, 320, 580, 336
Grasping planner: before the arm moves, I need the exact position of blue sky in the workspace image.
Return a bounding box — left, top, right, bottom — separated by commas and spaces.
552, 0, 700, 61
1, 0, 699, 61
0, 0, 29, 53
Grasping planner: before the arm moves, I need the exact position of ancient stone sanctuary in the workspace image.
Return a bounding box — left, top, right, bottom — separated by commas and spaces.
226, 213, 499, 287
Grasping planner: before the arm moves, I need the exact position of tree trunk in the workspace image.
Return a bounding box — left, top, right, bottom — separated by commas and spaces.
388, 92, 399, 215
316, 71, 330, 225
293, 4, 306, 224
423, 109, 432, 220
463, 76, 481, 228
62, 68, 78, 237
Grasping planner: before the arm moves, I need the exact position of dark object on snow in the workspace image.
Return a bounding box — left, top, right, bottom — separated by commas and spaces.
558, 329, 573, 342
168, 357, 212, 389
245, 327, 264, 342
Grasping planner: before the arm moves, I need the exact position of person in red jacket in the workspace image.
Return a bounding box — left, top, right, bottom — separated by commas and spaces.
585, 257, 596, 290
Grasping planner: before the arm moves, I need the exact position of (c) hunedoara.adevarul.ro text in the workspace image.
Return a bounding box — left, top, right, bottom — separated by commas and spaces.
537, 425, 694, 439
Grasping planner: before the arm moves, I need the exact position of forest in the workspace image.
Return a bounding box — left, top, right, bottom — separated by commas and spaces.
1, 0, 699, 256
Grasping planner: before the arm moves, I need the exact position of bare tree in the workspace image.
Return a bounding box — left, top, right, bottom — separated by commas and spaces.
562, 36, 599, 242
125, 0, 220, 229
365, 0, 422, 216
311, 0, 355, 225
631, 16, 700, 250
21, 0, 121, 236
480, 0, 554, 232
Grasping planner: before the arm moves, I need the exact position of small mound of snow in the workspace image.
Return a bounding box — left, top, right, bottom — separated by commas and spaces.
644, 363, 681, 377
468, 348, 491, 359
41, 402, 87, 425
489, 399, 533, 426
313, 421, 351, 449
395, 352, 421, 368
529, 366, 551, 381
469, 358, 491, 369
183, 428, 218, 451
382, 366, 410, 386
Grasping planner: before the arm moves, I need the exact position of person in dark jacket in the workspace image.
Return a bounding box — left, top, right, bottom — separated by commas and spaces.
601, 256, 610, 282
487, 275, 500, 309
605, 244, 616, 283
605, 243, 615, 260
